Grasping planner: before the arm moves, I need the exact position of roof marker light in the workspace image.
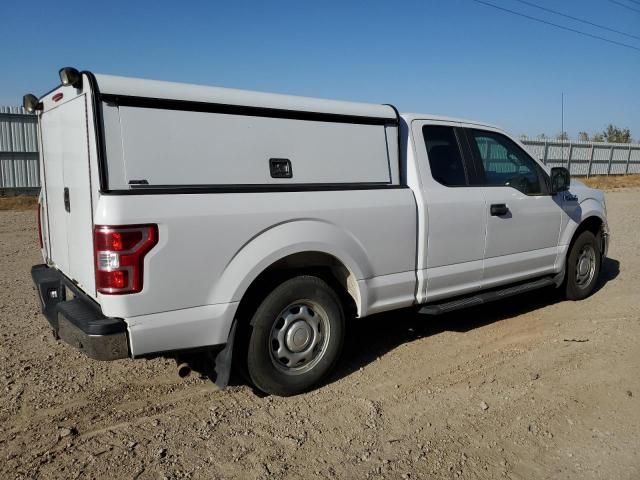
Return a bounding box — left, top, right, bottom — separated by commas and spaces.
22, 94, 42, 113
59, 67, 82, 89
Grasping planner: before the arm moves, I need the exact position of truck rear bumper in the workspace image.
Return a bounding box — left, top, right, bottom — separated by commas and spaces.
31, 264, 129, 360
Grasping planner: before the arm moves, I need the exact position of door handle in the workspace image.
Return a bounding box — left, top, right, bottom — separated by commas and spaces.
490, 203, 509, 216
63, 187, 70, 213
269, 158, 293, 178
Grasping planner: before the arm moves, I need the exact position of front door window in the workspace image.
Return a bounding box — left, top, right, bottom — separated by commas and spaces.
469, 130, 548, 195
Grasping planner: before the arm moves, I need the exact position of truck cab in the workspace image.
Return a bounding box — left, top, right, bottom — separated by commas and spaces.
404, 115, 608, 305
28, 68, 608, 396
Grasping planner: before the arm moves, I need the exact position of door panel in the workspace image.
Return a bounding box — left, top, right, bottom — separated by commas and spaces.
483, 246, 559, 288
425, 190, 486, 300
414, 122, 487, 301
41, 108, 69, 273
64, 97, 95, 292
482, 187, 561, 286
465, 128, 562, 287
40, 95, 95, 293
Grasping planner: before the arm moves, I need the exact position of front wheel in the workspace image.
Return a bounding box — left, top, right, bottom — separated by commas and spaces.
246, 275, 345, 396
564, 230, 601, 300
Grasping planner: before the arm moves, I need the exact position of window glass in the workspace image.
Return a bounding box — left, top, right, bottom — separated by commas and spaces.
470, 130, 545, 195
422, 126, 467, 186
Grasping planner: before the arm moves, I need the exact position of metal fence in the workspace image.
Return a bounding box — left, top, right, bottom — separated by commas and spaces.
1, 106, 639, 191
521, 139, 640, 177
0, 106, 39, 192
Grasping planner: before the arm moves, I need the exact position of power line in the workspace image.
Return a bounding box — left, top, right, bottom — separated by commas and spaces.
622, 0, 640, 5
470, 0, 640, 52
512, 0, 640, 41
608, 0, 640, 13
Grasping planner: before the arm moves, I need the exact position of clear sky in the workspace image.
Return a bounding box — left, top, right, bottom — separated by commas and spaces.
1, 0, 638, 139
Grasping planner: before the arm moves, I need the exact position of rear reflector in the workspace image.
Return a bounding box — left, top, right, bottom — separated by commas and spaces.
94, 224, 158, 294
52, 92, 63, 102
97, 270, 129, 290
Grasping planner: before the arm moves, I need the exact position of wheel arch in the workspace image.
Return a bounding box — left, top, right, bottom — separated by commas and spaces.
564, 213, 606, 255
559, 197, 606, 249
210, 219, 374, 320
573, 215, 604, 239
235, 250, 362, 325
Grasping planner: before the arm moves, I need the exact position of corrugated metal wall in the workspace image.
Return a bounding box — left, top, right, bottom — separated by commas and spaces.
1, 105, 639, 190
0, 106, 39, 190
521, 139, 640, 177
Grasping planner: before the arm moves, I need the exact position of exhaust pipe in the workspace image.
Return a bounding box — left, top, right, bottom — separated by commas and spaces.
176, 359, 191, 378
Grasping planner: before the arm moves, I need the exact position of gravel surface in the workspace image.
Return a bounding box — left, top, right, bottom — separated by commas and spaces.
1, 189, 639, 479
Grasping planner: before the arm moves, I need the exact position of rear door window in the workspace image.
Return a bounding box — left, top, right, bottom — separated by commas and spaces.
422, 126, 467, 186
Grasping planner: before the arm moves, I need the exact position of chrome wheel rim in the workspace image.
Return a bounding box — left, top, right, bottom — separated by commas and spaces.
576, 244, 596, 288
269, 301, 330, 375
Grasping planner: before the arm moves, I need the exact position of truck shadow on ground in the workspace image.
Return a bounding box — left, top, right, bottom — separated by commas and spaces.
328, 257, 620, 387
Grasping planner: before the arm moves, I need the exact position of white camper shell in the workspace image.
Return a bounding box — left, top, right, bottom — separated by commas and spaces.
30, 68, 608, 396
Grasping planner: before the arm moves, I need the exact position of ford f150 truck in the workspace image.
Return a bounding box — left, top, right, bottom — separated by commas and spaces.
26, 67, 609, 396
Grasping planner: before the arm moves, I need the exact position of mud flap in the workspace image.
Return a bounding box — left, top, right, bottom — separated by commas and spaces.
213, 319, 237, 388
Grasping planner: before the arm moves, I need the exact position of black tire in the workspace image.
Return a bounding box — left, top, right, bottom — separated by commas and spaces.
564, 230, 601, 300
246, 275, 345, 396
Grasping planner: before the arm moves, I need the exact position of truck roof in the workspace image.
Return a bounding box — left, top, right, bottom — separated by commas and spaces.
93, 73, 398, 122
92, 73, 502, 132
399, 113, 501, 130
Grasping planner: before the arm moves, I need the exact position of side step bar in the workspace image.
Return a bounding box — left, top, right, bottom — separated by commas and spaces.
418, 277, 556, 315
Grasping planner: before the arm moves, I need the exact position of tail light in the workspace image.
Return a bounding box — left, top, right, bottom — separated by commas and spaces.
94, 224, 158, 294
36, 205, 43, 249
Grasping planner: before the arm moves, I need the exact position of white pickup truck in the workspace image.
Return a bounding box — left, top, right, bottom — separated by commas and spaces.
27, 68, 609, 396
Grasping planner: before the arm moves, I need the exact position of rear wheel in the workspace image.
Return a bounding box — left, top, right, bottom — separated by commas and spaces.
246, 275, 345, 396
564, 230, 601, 300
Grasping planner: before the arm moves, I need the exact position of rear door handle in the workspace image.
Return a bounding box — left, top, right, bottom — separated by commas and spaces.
63, 187, 70, 213
490, 203, 509, 216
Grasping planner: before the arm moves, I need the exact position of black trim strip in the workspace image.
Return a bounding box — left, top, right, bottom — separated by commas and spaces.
100, 94, 398, 126
454, 126, 477, 185
82, 71, 109, 191
383, 103, 402, 169
104, 183, 409, 196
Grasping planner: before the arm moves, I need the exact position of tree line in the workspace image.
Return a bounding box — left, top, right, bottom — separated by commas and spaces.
521, 125, 634, 143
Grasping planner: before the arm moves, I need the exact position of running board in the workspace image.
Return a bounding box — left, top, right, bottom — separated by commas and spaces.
418, 277, 556, 315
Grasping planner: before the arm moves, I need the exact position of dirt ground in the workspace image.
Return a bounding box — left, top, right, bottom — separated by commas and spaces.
582, 174, 640, 190
0, 195, 38, 211
1, 189, 639, 480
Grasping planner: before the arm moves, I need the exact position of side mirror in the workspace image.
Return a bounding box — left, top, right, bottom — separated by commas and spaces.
550, 167, 570, 194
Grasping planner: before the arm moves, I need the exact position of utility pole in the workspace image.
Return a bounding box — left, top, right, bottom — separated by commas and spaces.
561, 92, 565, 166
